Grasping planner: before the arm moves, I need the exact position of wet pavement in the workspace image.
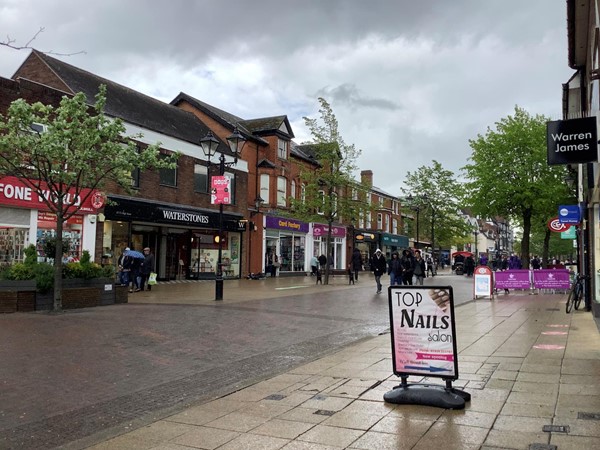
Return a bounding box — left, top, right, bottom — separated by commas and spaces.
3, 270, 600, 449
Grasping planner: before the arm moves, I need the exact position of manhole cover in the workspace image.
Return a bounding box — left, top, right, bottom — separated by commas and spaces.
314, 409, 336, 416
263, 394, 286, 401
529, 444, 557, 450
578, 412, 600, 420
545, 308, 560, 311
542, 425, 569, 433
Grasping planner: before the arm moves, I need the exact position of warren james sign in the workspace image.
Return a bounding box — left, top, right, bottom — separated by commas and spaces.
547, 117, 598, 165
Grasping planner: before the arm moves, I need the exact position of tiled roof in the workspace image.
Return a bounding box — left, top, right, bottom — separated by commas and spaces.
170, 92, 267, 146
19, 51, 231, 153
240, 116, 294, 138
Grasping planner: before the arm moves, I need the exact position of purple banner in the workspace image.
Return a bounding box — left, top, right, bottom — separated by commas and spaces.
495, 270, 531, 290
265, 215, 309, 233
532, 269, 571, 289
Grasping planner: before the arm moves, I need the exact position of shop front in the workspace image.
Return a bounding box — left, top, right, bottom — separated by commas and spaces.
381, 232, 409, 259
353, 230, 380, 271
264, 215, 308, 274
103, 196, 246, 280
0, 176, 101, 265
311, 223, 347, 270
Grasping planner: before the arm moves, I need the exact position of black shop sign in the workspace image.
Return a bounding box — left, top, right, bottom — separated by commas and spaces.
547, 117, 598, 165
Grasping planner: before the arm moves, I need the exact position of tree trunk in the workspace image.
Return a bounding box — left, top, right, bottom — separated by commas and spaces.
542, 229, 551, 268
520, 208, 532, 269
324, 221, 333, 285
53, 205, 64, 312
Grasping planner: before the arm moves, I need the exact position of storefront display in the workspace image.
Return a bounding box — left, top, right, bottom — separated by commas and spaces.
264, 216, 309, 273
312, 224, 346, 270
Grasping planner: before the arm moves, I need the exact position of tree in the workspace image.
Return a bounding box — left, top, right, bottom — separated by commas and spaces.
401, 160, 471, 254
289, 98, 368, 284
0, 85, 176, 311
462, 106, 571, 269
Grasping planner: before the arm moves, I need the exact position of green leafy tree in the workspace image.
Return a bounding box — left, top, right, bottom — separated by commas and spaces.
462, 106, 570, 269
0, 85, 176, 311
289, 98, 368, 284
401, 161, 471, 254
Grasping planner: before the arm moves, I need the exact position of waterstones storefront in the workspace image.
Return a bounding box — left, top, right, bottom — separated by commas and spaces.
103, 196, 246, 281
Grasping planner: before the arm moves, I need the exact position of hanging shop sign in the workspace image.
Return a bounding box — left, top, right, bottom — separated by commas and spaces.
211, 175, 231, 205
382, 232, 409, 248
547, 217, 570, 233
547, 116, 598, 165
388, 285, 459, 379
0, 176, 103, 213
561, 226, 577, 239
558, 204, 581, 224
313, 224, 346, 237
265, 216, 309, 233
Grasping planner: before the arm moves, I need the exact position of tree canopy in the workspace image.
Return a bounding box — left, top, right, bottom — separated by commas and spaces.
462, 106, 571, 268
0, 85, 176, 310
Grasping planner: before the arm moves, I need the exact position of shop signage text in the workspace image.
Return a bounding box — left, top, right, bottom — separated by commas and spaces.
313, 224, 346, 237
0, 176, 101, 213
162, 209, 210, 224
547, 117, 598, 165
265, 216, 309, 233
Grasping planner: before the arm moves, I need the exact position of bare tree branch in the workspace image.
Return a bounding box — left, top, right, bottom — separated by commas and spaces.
1, 27, 86, 56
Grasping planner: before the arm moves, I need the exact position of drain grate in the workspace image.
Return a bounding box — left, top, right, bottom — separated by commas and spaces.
263, 394, 286, 401
546, 308, 560, 311
529, 444, 557, 450
578, 411, 600, 420
314, 409, 336, 416
542, 425, 569, 433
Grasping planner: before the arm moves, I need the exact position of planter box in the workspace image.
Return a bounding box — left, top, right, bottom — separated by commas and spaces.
0, 278, 127, 313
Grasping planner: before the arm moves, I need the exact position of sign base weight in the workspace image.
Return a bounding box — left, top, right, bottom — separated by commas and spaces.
384, 378, 471, 410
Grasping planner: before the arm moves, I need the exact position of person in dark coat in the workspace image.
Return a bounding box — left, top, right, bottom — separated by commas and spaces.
387, 251, 402, 286
371, 248, 387, 294
413, 250, 426, 285
464, 255, 475, 277
138, 247, 155, 291
400, 249, 414, 285
351, 248, 363, 281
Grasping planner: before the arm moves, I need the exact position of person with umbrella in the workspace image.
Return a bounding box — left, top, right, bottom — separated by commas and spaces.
124, 248, 144, 292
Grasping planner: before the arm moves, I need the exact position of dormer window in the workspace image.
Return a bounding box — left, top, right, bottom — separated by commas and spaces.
278, 138, 288, 159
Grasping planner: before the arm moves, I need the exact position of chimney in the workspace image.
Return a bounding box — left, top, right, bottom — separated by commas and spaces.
361, 170, 373, 187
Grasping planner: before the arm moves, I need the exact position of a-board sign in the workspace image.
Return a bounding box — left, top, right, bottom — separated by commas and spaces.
388, 286, 459, 380
474, 265, 493, 298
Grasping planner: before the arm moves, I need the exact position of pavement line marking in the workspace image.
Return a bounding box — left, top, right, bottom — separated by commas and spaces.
275, 286, 310, 290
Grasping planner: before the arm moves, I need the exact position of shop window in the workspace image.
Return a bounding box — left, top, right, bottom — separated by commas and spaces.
260, 174, 270, 205
277, 176, 287, 207
159, 154, 177, 187
194, 164, 208, 193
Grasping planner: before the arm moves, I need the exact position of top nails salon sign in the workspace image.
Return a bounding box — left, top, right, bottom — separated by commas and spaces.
547, 117, 598, 165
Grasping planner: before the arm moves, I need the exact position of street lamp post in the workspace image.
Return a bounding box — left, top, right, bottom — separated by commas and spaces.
200, 128, 246, 301
408, 194, 429, 250
474, 229, 479, 259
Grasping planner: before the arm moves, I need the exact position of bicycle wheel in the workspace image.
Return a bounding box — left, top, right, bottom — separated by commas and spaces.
566, 287, 575, 313
574, 283, 583, 310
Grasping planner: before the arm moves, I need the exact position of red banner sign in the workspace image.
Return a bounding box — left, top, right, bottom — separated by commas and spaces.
0, 176, 103, 213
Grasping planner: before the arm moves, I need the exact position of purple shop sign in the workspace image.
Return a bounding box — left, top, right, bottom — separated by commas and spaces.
265, 215, 309, 233
313, 224, 346, 237
532, 269, 570, 289
495, 270, 531, 290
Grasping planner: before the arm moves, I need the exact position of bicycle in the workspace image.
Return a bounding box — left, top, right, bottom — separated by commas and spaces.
566, 274, 586, 313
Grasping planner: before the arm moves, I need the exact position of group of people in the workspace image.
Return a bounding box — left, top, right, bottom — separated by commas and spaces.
370, 248, 434, 294
117, 247, 155, 292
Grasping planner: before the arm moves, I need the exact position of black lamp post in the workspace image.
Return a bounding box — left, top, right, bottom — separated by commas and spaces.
200, 128, 246, 301
473, 228, 479, 258
408, 194, 429, 250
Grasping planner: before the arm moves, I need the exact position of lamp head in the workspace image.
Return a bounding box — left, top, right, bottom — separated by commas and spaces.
200, 131, 220, 159
226, 126, 246, 163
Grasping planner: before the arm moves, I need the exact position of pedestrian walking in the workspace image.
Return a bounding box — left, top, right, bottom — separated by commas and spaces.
371, 248, 387, 293
413, 250, 426, 285
310, 255, 319, 276
387, 251, 402, 286
426, 255, 435, 277
400, 249, 414, 285
351, 248, 363, 281
117, 248, 129, 286
138, 247, 155, 291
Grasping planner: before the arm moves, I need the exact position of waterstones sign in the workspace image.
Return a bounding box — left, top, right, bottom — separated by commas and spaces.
547, 117, 598, 165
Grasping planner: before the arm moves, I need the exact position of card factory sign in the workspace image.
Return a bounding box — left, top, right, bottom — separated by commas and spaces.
388, 286, 459, 379
547, 116, 598, 165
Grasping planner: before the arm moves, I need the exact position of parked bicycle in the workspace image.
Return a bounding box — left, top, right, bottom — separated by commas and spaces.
566, 274, 587, 313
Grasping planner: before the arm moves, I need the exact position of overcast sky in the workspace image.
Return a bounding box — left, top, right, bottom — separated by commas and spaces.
0, 0, 572, 195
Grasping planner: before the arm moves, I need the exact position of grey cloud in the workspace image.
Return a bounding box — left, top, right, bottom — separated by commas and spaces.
316, 84, 401, 111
